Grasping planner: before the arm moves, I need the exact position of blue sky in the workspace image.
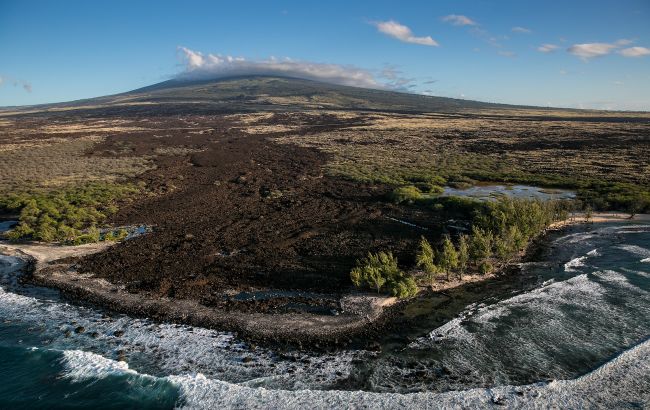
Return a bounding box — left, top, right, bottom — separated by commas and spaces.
1, 0, 649, 110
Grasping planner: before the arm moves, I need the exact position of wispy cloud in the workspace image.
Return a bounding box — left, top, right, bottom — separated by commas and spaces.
177, 47, 418, 90
618, 46, 650, 57
567, 39, 636, 60
537, 44, 559, 53
379, 64, 417, 89
373, 20, 439, 46
441, 14, 477, 26
511, 26, 532, 34
498, 50, 516, 58
0, 74, 32, 93
568, 42, 619, 59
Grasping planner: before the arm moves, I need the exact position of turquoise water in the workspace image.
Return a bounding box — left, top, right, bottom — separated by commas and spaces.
1, 221, 649, 408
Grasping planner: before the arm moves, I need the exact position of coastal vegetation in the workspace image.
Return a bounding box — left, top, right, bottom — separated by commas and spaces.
0, 182, 139, 244
353, 197, 570, 295
350, 251, 419, 298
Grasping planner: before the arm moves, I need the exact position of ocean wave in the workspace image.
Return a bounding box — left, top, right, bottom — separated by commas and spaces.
61, 349, 138, 382
564, 256, 588, 272
0, 251, 363, 391
412, 274, 602, 350
56, 338, 650, 409
586, 248, 600, 257
616, 244, 650, 259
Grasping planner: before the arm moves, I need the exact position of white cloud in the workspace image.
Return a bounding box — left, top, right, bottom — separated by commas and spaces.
181, 47, 206, 69
176, 47, 416, 90
442, 14, 477, 26
498, 50, 516, 58
373, 20, 439, 46
512, 26, 532, 34
538, 44, 559, 53
567, 42, 618, 59
567, 39, 638, 60
619, 46, 650, 57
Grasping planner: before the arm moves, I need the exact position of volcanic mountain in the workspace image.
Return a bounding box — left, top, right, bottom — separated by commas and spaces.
2, 75, 514, 116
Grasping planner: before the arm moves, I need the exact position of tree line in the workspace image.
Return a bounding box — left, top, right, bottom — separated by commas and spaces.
0, 182, 138, 244
350, 197, 570, 298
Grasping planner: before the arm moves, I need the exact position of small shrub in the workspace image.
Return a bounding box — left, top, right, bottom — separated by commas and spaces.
389, 185, 423, 204
389, 276, 419, 298
478, 261, 493, 275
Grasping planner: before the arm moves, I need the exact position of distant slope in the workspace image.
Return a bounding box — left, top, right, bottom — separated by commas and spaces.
121, 75, 509, 112
0, 76, 522, 116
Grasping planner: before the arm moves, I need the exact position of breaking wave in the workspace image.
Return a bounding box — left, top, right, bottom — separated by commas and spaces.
56, 339, 650, 409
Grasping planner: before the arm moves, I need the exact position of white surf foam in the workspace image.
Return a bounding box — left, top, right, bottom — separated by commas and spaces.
0, 250, 361, 391
564, 256, 588, 272
58, 338, 650, 409
61, 349, 137, 382
586, 248, 600, 257
616, 244, 650, 258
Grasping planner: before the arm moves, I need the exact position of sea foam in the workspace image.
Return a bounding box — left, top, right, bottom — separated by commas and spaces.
56, 339, 650, 409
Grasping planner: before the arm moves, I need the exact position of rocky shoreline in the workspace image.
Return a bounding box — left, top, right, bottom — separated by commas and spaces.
0, 242, 400, 348
3, 213, 642, 349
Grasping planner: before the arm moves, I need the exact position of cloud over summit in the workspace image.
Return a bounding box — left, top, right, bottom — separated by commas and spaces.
177, 47, 418, 90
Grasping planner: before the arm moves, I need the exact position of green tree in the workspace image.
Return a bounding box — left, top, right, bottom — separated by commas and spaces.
470, 226, 493, 264
366, 267, 386, 294
19, 199, 41, 227
34, 214, 58, 242
438, 235, 459, 280
457, 234, 470, 280
349, 251, 418, 298
350, 266, 363, 287
416, 236, 439, 288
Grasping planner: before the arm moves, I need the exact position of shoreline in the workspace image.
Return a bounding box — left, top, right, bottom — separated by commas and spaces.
1, 212, 647, 347
548, 212, 649, 230
0, 241, 398, 347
